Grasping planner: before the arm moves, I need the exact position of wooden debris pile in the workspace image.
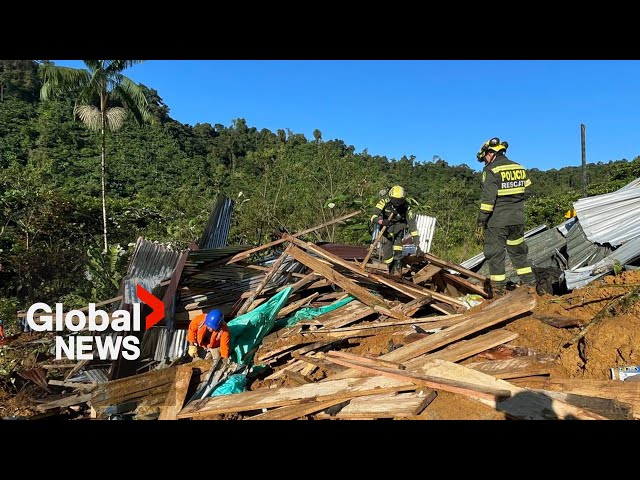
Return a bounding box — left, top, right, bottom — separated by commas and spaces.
4, 212, 640, 420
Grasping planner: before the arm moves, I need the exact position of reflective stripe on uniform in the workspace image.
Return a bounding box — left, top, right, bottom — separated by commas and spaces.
506, 237, 524, 246
375, 199, 388, 209
491, 164, 524, 173
383, 257, 394, 264
393, 245, 403, 251
525, 179, 532, 187
480, 203, 494, 212
490, 274, 506, 281
370, 214, 378, 222
516, 267, 533, 275
498, 187, 525, 195
410, 231, 419, 236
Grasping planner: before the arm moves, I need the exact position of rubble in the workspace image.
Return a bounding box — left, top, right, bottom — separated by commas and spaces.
2, 195, 640, 421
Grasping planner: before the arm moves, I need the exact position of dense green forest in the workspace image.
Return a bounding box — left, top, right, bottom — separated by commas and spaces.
1, 59, 640, 326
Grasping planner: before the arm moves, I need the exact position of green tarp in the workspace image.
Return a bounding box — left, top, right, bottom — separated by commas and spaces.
210, 293, 355, 398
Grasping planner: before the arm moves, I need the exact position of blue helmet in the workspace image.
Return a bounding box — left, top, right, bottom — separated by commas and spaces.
205, 309, 224, 330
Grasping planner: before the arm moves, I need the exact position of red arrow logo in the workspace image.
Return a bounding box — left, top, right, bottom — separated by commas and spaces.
136, 285, 165, 329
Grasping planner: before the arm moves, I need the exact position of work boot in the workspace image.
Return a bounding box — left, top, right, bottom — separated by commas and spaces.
519, 272, 537, 287
389, 260, 403, 277
490, 281, 507, 299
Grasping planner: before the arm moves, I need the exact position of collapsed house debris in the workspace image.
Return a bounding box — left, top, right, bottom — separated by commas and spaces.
3, 191, 640, 421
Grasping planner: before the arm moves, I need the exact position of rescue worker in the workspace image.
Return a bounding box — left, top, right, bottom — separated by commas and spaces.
187, 309, 232, 363
0, 319, 5, 340
475, 137, 536, 298
370, 185, 421, 276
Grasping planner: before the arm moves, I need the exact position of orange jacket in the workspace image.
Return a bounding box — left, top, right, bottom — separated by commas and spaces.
187, 313, 231, 359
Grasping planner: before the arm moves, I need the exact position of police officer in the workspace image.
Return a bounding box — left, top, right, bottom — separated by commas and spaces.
370, 185, 421, 276
475, 138, 536, 297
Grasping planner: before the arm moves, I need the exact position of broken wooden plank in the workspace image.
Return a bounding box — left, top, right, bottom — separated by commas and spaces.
48, 379, 98, 390
282, 370, 312, 385
287, 245, 400, 318
277, 292, 320, 319
331, 391, 437, 419
158, 365, 194, 420
465, 355, 556, 380
287, 234, 463, 309
227, 211, 360, 264
405, 329, 519, 369
510, 377, 640, 418
323, 355, 512, 401
401, 295, 434, 316
35, 393, 93, 411
292, 352, 347, 373
381, 287, 535, 364
419, 252, 489, 283
412, 264, 442, 285
368, 273, 464, 309
176, 375, 418, 419
246, 398, 347, 420
420, 359, 606, 420
442, 272, 489, 297
237, 247, 291, 316
90, 359, 211, 409
326, 350, 406, 370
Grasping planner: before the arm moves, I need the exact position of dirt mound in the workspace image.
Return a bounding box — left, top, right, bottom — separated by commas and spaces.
505, 269, 640, 380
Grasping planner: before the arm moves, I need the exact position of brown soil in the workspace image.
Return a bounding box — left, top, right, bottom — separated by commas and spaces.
504, 269, 640, 380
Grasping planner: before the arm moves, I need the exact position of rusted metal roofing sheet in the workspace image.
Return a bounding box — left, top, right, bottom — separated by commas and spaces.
317, 243, 368, 260
574, 179, 640, 246
198, 195, 234, 249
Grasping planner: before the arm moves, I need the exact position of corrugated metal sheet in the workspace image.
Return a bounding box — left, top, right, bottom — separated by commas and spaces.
566, 220, 613, 269
416, 214, 436, 253
369, 214, 437, 257
477, 226, 567, 283
199, 195, 234, 249
68, 369, 110, 384
140, 327, 188, 362
461, 225, 548, 270
574, 178, 640, 246
565, 236, 640, 290
118, 237, 183, 307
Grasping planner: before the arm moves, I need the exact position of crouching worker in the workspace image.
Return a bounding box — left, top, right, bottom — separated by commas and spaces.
187, 309, 232, 364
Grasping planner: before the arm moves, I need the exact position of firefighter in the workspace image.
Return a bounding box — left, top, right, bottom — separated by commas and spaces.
370, 185, 421, 276
475, 137, 536, 298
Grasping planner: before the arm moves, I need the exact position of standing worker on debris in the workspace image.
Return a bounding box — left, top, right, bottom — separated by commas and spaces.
475, 137, 536, 298
370, 185, 421, 276
187, 309, 232, 364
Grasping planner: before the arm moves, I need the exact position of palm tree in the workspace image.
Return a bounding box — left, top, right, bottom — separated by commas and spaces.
40, 60, 153, 252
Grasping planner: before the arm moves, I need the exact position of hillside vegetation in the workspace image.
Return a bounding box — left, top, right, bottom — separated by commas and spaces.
1, 59, 639, 327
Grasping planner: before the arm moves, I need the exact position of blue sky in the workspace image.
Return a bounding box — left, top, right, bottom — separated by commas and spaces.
52, 60, 640, 172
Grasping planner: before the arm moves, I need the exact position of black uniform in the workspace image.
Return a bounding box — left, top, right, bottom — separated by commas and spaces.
371, 197, 420, 268
477, 153, 535, 285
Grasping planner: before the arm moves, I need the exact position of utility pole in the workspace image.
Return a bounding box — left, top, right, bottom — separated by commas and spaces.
581, 123, 587, 197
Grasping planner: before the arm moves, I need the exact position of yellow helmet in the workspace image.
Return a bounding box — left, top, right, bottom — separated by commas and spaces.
476, 137, 507, 161
388, 185, 406, 205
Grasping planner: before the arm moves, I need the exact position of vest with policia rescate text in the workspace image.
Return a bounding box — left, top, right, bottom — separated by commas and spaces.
478, 154, 532, 228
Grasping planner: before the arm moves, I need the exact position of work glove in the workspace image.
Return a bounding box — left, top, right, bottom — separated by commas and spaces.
378, 218, 391, 227
475, 222, 485, 243
188, 344, 198, 358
